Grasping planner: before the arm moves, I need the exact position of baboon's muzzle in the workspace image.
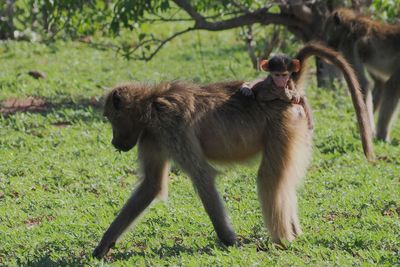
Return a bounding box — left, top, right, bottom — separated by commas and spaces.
112, 139, 135, 152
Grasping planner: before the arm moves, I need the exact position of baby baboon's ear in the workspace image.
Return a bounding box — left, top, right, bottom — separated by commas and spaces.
112, 90, 122, 110
260, 60, 269, 71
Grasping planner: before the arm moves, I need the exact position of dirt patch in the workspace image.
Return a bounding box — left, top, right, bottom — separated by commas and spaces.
25, 217, 43, 229
89, 96, 103, 108
0, 97, 48, 115
52, 121, 72, 128
0, 96, 103, 116
27, 70, 46, 79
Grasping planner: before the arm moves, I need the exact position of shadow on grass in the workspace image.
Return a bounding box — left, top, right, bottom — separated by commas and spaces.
110, 241, 218, 262
27, 257, 87, 267
24, 236, 268, 265
0, 96, 105, 125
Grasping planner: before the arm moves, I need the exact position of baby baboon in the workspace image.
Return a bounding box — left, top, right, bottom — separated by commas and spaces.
93, 43, 373, 259
325, 8, 400, 141
240, 55, 314, 130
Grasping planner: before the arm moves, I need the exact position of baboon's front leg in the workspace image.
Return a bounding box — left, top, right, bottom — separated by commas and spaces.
191, 168, 237, 246
170, 132, 236, 246
93, 135, 169, 259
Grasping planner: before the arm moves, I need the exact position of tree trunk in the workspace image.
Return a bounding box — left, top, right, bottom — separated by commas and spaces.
0, 0, 15, 39
305, 1, 345, 88
316, 58, 343, 88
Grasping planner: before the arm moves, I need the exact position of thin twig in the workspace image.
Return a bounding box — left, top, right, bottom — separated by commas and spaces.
137, 27, 195, 61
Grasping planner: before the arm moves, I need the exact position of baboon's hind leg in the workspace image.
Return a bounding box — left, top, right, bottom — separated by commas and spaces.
93, 134, 170, 259
257, 106, 311, 244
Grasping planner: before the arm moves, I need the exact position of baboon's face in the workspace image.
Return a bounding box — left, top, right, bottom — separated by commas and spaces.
325, 11, 348, 48
109, 114, 143, 152
104, 90, 145, 152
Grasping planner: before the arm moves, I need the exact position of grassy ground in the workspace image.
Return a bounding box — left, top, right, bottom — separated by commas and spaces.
0, 29, 399, 266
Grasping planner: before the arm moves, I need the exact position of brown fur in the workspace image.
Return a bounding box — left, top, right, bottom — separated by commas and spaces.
244, 76, 314, 130
93, 80, 312, 258
325, 8, 400, 142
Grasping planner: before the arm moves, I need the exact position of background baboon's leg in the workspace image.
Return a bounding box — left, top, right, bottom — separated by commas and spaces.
376, 73, 400, 141
257, 107, 311, 244
354, 61, 376, 135
93, 134, 169, 259
371, 75, 384, 113
365, 89, 376, 136
168, 131, 236, 246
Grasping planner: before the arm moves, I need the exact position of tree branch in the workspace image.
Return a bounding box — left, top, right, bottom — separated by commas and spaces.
243, 26, 258, 69
139, 11, 244, 23
173, 0, 205, 22
172, 0, 311, 37
288, 0, 313, 24
125, 0, 315, 61
134, 27, 195, 61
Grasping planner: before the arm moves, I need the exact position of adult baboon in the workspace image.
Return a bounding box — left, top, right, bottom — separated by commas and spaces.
93, 43, 373, 258
325, 8, 400, 141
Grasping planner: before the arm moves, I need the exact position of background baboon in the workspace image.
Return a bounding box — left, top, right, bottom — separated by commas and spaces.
93, 43, 373, 258
325, 8, 400, 141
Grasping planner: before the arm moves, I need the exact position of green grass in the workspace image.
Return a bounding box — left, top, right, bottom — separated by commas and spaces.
0, 29, 399, 266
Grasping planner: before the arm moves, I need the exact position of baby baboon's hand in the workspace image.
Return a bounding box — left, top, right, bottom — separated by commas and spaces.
290, 92, 301, 104
292, 94, 301, 104
240, 83, 255, 98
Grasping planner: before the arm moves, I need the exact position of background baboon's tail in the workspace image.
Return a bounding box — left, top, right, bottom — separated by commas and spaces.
292, 42, 375, 162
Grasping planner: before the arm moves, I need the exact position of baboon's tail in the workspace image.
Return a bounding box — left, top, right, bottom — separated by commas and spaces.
292, 42, 375, 162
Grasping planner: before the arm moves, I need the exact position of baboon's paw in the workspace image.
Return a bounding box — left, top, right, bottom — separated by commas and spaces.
92, 241, 115, 259
292, 222, 303, 237
218, 231, 237, 247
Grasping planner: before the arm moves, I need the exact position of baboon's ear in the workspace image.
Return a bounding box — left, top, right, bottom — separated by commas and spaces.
112, 90, 122, 110
150, 97, 168, 120
333, 11, 341, 25
291, 59, 301, 73
260, 60, 269, 71
152, 97, 168, 112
